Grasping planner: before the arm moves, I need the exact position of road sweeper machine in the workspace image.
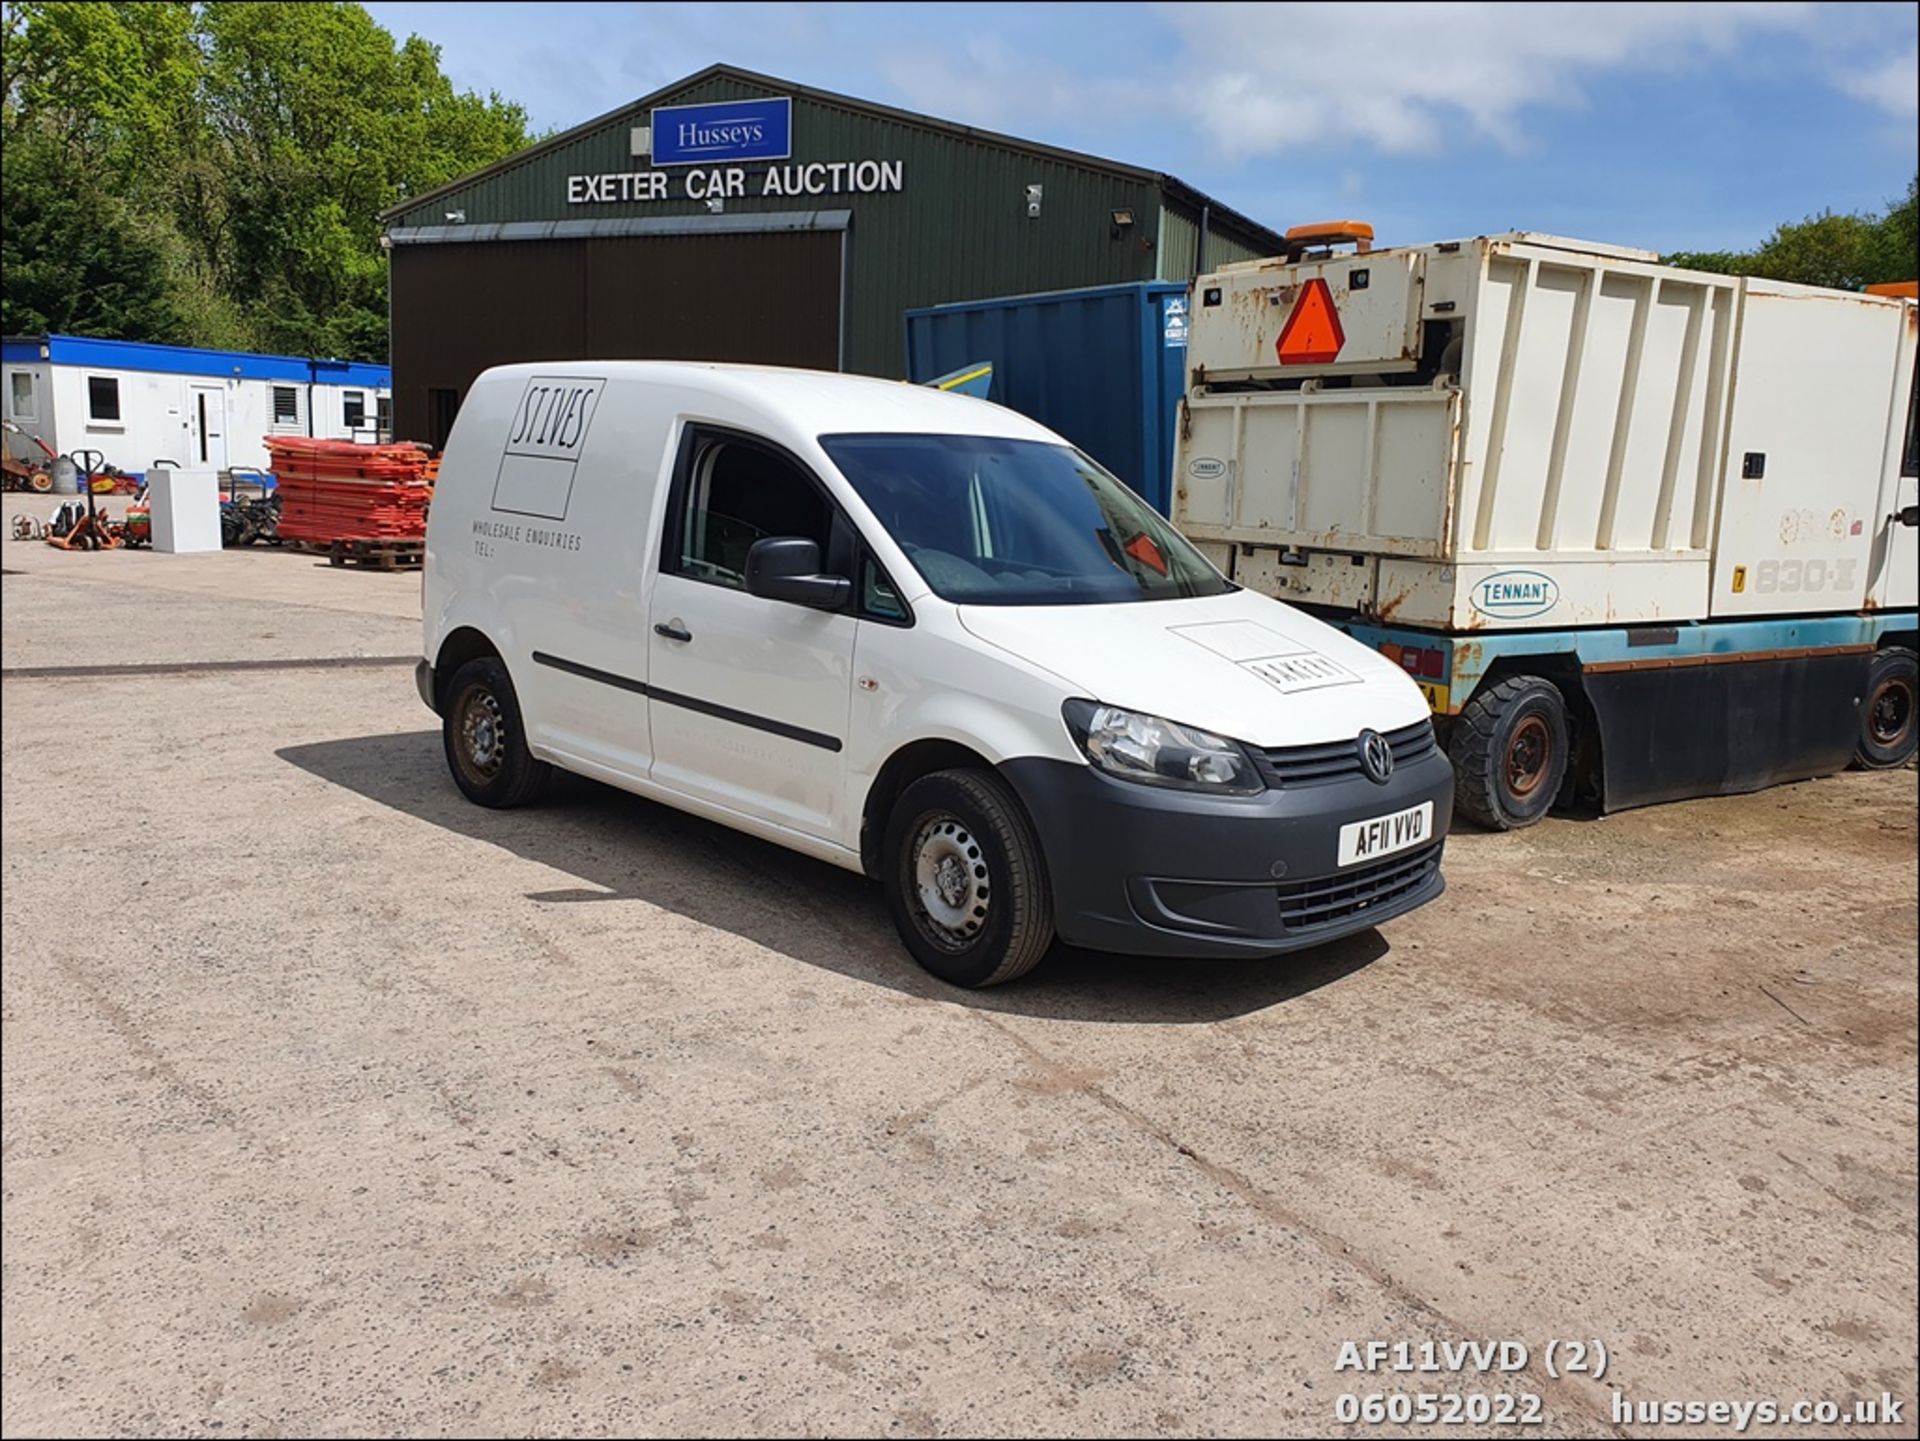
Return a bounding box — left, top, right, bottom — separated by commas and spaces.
1172, 224, 1918, 828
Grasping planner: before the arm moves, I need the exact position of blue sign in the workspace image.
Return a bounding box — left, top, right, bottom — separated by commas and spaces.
651, 97, 792, 167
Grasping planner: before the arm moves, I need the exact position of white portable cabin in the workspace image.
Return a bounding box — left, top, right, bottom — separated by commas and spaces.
1174, 233, 1918, 630
2, 334, 393, 478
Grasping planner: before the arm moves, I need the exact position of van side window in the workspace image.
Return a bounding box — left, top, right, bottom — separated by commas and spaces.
675, 438, 833, 590
862, 551, 908, 621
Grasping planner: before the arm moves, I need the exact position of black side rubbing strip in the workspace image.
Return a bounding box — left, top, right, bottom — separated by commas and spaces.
533, 650, 648, 695
645, 684, 843, 752
531, 651, 842, 752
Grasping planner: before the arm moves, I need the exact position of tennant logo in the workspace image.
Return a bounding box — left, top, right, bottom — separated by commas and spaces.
651, 97, 791, 166
1469, 570, 1561, 619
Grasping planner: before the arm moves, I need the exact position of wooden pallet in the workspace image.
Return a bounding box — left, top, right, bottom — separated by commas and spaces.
288, 538, 424, 571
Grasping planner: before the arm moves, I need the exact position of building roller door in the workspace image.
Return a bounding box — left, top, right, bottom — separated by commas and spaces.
392, 229, 843, 446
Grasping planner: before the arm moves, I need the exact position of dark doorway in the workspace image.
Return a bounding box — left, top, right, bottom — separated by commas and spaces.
426, 388, 462, 451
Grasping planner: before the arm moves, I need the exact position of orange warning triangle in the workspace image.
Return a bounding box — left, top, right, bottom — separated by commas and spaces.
1123, 532, 1168, 575
1276, 278, 1345, 365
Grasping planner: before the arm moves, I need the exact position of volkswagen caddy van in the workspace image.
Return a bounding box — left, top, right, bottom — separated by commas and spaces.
418, 363, 1451, 986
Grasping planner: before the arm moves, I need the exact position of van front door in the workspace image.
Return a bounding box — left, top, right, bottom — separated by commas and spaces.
190, 384, 227, 470
646, 429, 856, 842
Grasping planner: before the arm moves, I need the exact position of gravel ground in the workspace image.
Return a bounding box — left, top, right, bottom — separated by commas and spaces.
3, 508, 1914, 1437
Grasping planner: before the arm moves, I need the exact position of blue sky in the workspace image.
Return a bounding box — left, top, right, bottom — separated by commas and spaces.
364, 1, 1917, 254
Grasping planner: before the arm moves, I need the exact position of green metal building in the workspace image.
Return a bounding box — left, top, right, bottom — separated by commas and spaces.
381, 64, 1283, 445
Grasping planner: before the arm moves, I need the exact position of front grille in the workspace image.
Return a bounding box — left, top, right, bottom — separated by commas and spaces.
1276, 844, 1441, 932
1258, 719, 1436, 787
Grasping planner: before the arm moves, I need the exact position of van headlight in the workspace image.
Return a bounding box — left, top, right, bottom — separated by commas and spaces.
1062, 700, 1264, 795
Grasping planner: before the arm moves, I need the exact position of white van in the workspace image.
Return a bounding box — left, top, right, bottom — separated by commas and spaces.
418, 363, 1452, 986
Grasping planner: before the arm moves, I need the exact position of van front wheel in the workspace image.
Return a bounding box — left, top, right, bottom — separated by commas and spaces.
442, 656, 551, 808
883, 769, 1054, 988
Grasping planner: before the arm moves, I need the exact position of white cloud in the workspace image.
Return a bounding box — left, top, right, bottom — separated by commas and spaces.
1836, 48, 1920, 118
873, 35, 1142, 138
1159, 1, 1816, 157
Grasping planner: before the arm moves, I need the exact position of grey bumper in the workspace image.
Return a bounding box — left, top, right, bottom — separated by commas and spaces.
999, 746, 1452, 958
415, 659, 438, 715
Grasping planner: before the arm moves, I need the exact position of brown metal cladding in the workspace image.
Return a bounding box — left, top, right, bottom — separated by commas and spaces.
390, 232, 840, 443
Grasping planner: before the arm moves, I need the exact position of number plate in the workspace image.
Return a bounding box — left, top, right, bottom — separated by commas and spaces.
1337, 801, 1433, 867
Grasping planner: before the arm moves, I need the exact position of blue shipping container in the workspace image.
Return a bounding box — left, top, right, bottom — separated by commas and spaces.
904, 281, 1189, 514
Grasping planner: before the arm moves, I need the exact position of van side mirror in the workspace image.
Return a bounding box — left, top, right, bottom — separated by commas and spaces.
745, 536, 851, 610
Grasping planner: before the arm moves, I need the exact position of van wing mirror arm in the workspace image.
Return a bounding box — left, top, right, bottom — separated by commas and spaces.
745, 536, 851, 610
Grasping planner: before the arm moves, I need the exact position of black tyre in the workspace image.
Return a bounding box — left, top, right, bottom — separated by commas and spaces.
441, 655, 551, 808
1449, 675, 1571, 830
1853, 647, 1918, 770
882, 768, 1054, 988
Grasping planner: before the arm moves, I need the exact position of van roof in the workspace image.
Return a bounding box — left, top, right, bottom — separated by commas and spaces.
476, 361, 1059, 441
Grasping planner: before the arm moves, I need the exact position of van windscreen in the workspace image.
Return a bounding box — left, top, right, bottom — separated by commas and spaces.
821, 433, 1234, 607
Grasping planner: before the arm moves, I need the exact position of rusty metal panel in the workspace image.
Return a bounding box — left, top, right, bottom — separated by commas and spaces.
1172, 233, 1917, 631
1187, 249, 1425, 378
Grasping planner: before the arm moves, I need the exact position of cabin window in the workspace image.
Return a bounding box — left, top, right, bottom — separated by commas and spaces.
343, 390, 366, 430
674, 436, 833, 592
8, 371, 35, 420
86, 375, 121, 424
272, 386, 300, 427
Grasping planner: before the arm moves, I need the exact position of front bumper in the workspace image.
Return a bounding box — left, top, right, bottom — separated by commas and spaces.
415, 659, 438, 715
999, 746, 1453, 958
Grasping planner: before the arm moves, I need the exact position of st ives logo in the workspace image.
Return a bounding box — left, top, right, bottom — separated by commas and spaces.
1469, 570, 1559, 619
1187, 457, 1226, 480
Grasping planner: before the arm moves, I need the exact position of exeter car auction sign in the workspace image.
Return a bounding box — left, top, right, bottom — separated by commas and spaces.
565, 94, 905, 204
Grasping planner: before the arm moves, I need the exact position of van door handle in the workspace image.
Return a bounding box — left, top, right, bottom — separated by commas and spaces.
653, 621, 693, 643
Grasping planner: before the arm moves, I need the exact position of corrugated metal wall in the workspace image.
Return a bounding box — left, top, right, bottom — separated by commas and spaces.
1157, 206, 1276, 280
387, 74, 1283, 424
389, 230, 840, 443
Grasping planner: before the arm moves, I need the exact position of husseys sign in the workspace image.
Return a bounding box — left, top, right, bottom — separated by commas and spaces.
566, 93, 906, 205
652, 97, 791, 165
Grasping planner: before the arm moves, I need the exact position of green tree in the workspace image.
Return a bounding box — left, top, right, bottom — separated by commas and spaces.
0, 129, 187, 339
1, 1, 530, 360
1668, 177, 1920, 289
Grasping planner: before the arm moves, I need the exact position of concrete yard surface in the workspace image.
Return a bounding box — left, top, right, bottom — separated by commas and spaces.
2, 516, 1915, 1437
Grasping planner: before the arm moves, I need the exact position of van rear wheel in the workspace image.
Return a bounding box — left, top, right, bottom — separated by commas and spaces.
442, 656, 551, 808
1450, 675, 1570, 830
883, 769, 1053, 988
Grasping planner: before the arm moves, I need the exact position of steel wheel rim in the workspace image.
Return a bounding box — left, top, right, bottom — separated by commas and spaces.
1868, 676, 1914, 748
457, 687, 507, 781
1505, 714, 1553, 798
910, 814, 991, 951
